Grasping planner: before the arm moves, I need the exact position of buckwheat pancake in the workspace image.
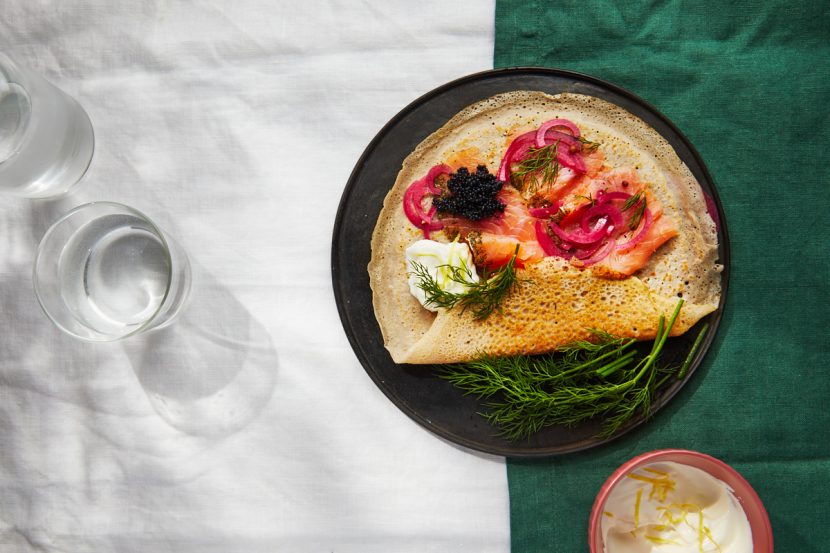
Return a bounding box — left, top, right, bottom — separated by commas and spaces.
369, 91, 721, 364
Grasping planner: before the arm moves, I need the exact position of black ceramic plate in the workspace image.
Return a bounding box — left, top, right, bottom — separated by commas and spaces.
331, 68, 729, 457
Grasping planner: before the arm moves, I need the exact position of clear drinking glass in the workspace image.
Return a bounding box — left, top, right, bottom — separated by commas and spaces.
34, 202, 191, 341
0, 52, 94, 198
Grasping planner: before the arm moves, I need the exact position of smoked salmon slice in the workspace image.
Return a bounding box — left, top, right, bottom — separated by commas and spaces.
476, 233, 545, 269
593, 214, 679, 277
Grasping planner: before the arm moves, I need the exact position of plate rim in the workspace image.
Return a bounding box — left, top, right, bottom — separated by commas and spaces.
331, 66, 730, 458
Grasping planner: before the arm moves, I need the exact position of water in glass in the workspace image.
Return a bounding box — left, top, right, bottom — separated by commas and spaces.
59, 213, 171, 337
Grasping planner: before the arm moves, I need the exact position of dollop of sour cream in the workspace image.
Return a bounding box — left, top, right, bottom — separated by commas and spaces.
405, 239, 479, 311
601, 462, 752, 553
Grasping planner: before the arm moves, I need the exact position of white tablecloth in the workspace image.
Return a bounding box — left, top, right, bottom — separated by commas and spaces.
0, 2, 509, 551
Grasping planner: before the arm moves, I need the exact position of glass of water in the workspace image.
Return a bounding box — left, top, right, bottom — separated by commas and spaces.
0, 52, 94, 198
34, 202, 191, 341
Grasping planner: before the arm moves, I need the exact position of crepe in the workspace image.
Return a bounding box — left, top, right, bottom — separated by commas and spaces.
369, 91, 721, 364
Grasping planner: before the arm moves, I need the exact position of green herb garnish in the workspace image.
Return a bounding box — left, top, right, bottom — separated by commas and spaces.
438, 299, 702, 440
410, 247, 522, 321
509, 142, 560, 196
573, 192, 596, 206
677, 321, 709, 380
622, 191, 647, 230
579, 136, 601, 151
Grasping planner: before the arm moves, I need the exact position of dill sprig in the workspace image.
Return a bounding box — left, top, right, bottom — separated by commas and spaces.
438, 299, 702, 440
410, 248, 522, 321
579, 136, 601, 151
573, 192, 596, 206
622, 191, 647, 230
509, 142, 560, 196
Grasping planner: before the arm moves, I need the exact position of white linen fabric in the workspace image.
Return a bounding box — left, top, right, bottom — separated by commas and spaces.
0, 2, 509, 552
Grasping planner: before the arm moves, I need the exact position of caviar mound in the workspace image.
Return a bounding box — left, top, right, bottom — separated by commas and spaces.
433, 165, 505, 221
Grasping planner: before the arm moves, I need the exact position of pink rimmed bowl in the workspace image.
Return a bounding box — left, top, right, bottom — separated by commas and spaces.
588, 449, 773, 552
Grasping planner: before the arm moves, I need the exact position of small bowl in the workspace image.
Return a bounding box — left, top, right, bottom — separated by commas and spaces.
589, 449, 773, 552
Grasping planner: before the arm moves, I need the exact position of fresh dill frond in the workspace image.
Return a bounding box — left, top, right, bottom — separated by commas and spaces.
408, 260, 469, 310
438, 299, 703, 440
622, 191, 647, 230
573, 193, 596, 206
579, 136, 601, 151
509, 142, 560, 196
621, 191, 643, 211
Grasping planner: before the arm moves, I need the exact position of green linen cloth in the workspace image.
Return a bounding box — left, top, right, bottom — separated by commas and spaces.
495, 1, 830, 551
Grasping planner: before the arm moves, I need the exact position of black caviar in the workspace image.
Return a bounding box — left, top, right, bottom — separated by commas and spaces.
433, 165, 505, 221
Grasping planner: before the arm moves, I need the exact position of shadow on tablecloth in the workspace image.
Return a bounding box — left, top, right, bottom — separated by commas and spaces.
123, 258, 278, 438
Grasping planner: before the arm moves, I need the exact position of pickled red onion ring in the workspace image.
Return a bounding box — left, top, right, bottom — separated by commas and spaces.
581, 203, 624, 234
576, 238, 616, 266
535, 119, 581, 147
535, 119, 586, 173
421, 164, 448, 194
557, 202, 592, 228
497, 131, 536, 182
402, 164, 451, 237
556, 146, 586, 173
548, 217, 607, 246
528, 202, 562, 218
574, 240, 603, 260
546, 201, 625, 246
535, 220, 573, 259
538, 129, 582, 151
